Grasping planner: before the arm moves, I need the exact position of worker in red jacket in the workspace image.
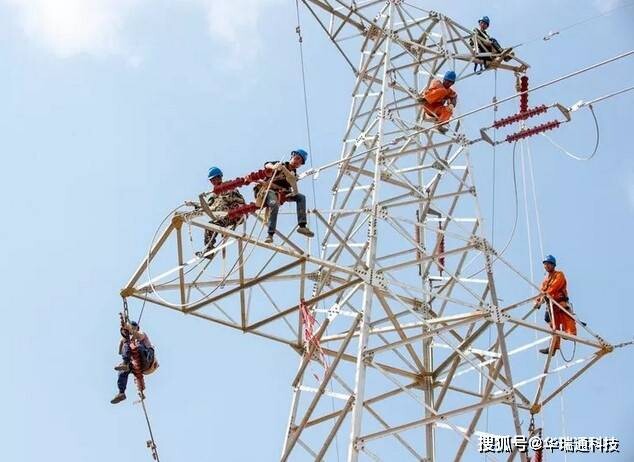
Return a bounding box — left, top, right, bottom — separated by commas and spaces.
419, 70, 458, 133
534, 255, 577, 355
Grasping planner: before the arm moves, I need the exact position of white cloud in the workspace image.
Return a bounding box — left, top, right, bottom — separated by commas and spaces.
190, 0, 282, 65
3, 0, 281, 65
4, 0, 143, 58
594, 0, 623, 14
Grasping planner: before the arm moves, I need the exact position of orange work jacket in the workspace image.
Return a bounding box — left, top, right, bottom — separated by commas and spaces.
422, 79, 457, 107
540, 270, 568, 303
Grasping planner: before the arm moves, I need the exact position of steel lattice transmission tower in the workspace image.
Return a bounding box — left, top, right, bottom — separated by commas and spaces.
121, 2, 616, 461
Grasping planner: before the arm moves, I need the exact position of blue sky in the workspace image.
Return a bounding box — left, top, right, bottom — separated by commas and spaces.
0, 1, 633, 461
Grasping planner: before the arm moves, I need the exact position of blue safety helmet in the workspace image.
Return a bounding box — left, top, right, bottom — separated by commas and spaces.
207, 166, 223, 180
291, 149, 308, 164
443, 70, 457, 82
479, 16, 490, 25
129, 321, 139, 328
542, 254, 557, 266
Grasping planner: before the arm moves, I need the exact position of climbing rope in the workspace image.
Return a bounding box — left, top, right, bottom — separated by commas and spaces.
140, 398, 161, 461
119, 299, 161, 461
294, 0, 321, 253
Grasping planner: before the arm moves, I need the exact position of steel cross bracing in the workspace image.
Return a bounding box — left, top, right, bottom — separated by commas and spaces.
121, 2, 614, 461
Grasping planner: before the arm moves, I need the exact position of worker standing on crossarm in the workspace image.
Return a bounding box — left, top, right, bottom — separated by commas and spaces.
534, 255, 578, 355
254, 149, 314, 244
419, 71, 458, 133
198, 166, 246, 258
111, 321, 158, 404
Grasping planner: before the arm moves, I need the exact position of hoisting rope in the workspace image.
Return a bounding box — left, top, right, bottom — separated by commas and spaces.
465, 140, 520, 279
522, 138, 570, 459
293, 0, 322, 256
292, 2, 341, 458
120, 298, 161, 461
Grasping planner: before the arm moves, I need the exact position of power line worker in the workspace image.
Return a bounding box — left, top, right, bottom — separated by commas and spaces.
534, 255, 577, 355
470, 16, 513, 70
419, 70, 457, 133
253, 149, 314, 244
111, 321, 158, 404
197, 166, 246, 258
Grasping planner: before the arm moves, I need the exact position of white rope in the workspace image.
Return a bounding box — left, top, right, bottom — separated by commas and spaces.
520, 140, 535, 284
526, 142, 544, 258
524, 136, 569, 451
542, 105, 601, 161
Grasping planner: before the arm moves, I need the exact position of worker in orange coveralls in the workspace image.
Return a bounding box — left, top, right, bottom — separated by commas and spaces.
419, 70, 458, 133
534, 254, 577, 355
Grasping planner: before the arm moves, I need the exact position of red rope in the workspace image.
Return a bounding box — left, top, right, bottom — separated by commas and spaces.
299, 299, 327, 370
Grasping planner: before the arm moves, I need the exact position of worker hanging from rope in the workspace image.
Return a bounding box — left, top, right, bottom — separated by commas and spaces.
197, 166, 246, 259
111, 318, 159, 404
253, 149, 315, 244
419, 70, 458, 134
470, 16, 514, 71
533, 254, 578, 356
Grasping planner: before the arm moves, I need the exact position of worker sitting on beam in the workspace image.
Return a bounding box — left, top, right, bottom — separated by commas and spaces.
197, 166, 246, 259
111, 321, 158, 404
534, 255, 578, 356
471, 16, 514, 70
419, 70, 458, 133
254, 149, 314, 244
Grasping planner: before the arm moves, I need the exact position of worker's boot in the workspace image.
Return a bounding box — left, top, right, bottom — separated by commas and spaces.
114, 362, 130, 372
264, 234, 274, 244
110, 392, 126, 404
539, 347, 555, 356
437, 125, 449, 134
297, 226, 315, 238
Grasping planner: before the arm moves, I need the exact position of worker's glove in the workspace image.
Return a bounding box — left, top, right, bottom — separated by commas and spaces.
417, 97, 428, 104
447, 104, 455, 110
